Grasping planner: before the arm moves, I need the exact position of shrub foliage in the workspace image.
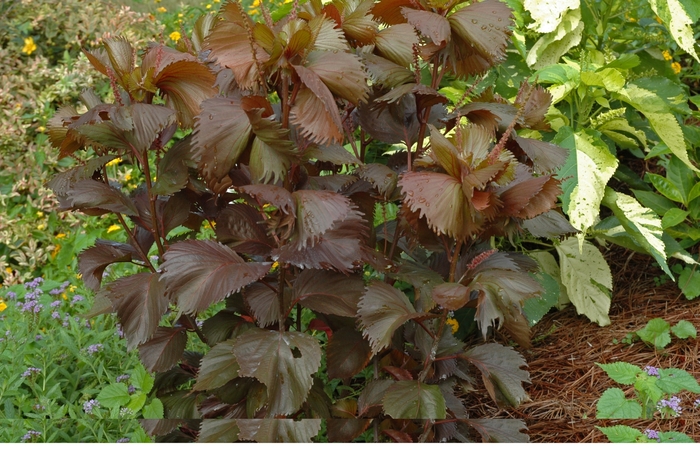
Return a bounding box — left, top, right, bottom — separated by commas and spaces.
47, 0, 573, 442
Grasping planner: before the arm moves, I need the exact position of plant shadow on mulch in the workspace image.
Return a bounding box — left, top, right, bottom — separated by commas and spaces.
463, 244, 700, 442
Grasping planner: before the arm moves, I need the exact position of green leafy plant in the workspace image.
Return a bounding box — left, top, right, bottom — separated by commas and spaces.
618, 317, 696, 349
598, 425, 694, 443
46, 0, 573, 442
595, 362, 700, 419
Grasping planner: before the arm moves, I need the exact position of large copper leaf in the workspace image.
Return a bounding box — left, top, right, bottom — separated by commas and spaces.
358, 281, 418, 354
233, 329, 322, 416
161, 240, 271, 315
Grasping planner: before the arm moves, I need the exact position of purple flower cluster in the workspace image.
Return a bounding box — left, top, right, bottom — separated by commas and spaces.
116, 437, 131, 443
644, 429, 660, 441
21, 367, 41, 378
116, 323, 124, 338
83, 399, 100, 414
33, 404, 45, 411
643, 366, 660, 377
51, 310, 60, 319
6, 291, 17, 300
25, 277, 43, 290
50, 300, 61, 308
49, 281, 69, 296
657, 396, 682, 417
17, 278, 46, 313
128, 385, 136, 394
21, 430, 41, 442
72, 294, 84, 304
116, 374, 130, 383
35, 334, 42, 341
87, 343, 103, 354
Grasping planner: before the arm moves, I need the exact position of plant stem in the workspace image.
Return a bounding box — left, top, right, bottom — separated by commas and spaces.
140, 149, 166, 258
278, 265, 286, 331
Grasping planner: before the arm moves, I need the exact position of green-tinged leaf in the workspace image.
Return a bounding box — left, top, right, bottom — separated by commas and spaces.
657, 368, 700, 394
305, 50, 368, 104
596, 362, 642, 385
327, 419, 372, 443
597, 425, 643, 443
636, 318, 671, 349
198, 420, 240, 442
142, 398, 164, 419
596, 388, 642, 419
463, 343, 530, 408
97, 384, 131, 409
649, 0, 700, 61
132, 365, 154, 393
659, 431, 694, 443
464, 418, 529, 443
565, 129, 618, 237
374, 23, 419, 68
632, 189, 677, 216
671, 320, 697, 339
193, 339, 240, 391
522, 271, 559, 326
357, 379, 394, 417
127, 392, 148, 413
688, 182, 700, 203
358, 282, 418, 354
382, 381, 446, 420
161, 240, 271, 315
528, 250, 570, 309
580, 68, 624, 92
233, 329, 322, 416
152, 138, 191, 196
602, 188, 670, 277
646, 173, 683, 203
662, 208, 689, 229
78, 240, 136, 291
617, 84, 698, 173
666, 155, 696, 204
526, 9, 583, 69
556, 238, 612, 326
247, 109, 297, 184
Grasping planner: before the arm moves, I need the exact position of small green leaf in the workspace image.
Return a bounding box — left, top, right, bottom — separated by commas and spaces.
687, 182, 700, 203
522, 272, 560, 326
131, 365, 154, 394
597, 425, 643, 443
646, 173, 683, 203
596, 388, 642, 419
636, 318, 671, 349
96, 384, 131, 409
126, 392, 148, 413
143, 398, 164, 419
596, 362, 642, 385
678, 266, 700, 300
382, 381, 446, 420
671, 320, 697, 339
658, 431, 695, 443
662, 208, 689, 229
657, 368, 700, 394
632, 189, 678, 216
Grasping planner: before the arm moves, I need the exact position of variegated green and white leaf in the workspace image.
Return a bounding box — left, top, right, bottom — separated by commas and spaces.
556, 237, 612, 326
649, 0, 700, 62
526, 9, 583, 69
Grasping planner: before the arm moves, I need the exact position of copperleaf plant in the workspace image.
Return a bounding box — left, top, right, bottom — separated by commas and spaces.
47, 0, 571, 443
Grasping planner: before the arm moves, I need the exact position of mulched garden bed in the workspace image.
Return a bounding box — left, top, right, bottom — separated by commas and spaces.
463, 244, 700, 442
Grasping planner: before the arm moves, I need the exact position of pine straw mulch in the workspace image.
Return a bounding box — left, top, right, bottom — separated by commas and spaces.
463, 244, 700, 442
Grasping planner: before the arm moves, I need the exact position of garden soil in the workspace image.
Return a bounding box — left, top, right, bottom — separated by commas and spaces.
462, 244, 700, 442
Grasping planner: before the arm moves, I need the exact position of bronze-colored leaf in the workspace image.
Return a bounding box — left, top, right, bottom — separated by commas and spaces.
192, 96, 253, 191
79, 240, 137, 291
193, 339, 240, 391
402, 7, 451, 46
462, 343, 531, 408
374, 23, 419, 68
139, 326, 188, 372
327, 419, 371, 442
161, 240, 272, 315
216, 203, 275, 255
198, 420, 240, 443
326, 327, 372, 379
357, 379, 394, 417
152, 138, 191, 196
383, 381, 446, 419
448, 0, 512, 66
498, 166, 561, 219
233, 329, 322, 416
341, 0, 378, 45
243, 281, 290, 327
106, 272, 169, 350
246, 109, 297, 183
305, 50, 368, 105
371, 0, 413, 25
236, 419, 322, 442
464, 418, 529, 443
511, 135, 567, 174
60, 179, 139, 216
358, 281, 418, 354
291, 67, 344, 145
291, 189, 352, 247
361, 53, 414, 89
431, 282, 471, 311
292, 269, 365, 317
355, 163, 398, 199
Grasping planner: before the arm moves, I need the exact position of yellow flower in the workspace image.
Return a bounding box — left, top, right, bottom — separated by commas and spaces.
106, 157, 121, 167
76, 273, 82, 279
22, 37, 37, 55
671, 62, 682, 74
249, 8, 259, 14
252, 0, 261, 6
62, 292, 68, 300
178, 13, 184, 18
107, 225, 122, 233
157, 6, 167, 13
55, 233, 67, 239
655, 15, 663, 24
36, 211, 44, 218
169, 31, 181, 42
271, 261, 279, 271
446, 318, 459, 334
37, 224, 46, 230
662, 50, 673, 61
206, 4, 212, 9
124, 173, 132, 181
214, 0, 220, 2
37, 126, 46, 133
5, 267, 12, 274
0, 301, 7, 312
51, 244, 61, 259
69, 285, 77, 292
